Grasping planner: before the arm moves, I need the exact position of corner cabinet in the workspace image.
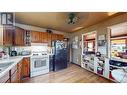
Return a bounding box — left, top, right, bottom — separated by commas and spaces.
0, 26, 14, 46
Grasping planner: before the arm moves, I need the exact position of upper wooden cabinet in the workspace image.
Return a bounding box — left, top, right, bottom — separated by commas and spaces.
14, 27, 31, 46
31, 31, 40, 43
14, 27, 25, 46
0, 26, 14, 46
42, 32, 48, 43
3, 26, 14, 45
0, 26, 64, 46
31, 31, 64, 43
51, 34, 64, 41
56, 34, 64, 40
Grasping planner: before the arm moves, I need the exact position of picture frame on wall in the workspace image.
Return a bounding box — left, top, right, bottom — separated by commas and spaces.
98, 34, 106, 46
72, 36, 79, 49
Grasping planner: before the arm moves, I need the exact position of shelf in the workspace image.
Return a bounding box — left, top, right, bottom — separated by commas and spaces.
110, 65, 127, 68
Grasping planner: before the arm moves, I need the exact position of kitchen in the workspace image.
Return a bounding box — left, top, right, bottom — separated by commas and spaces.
0, 12, 127, 83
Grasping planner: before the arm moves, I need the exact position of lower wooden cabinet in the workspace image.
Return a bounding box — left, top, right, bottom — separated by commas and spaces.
10, 65, 18, 83
0, 58, 30, 83
21, 58, 30, 78
0, 72, 10, 83
11, 71, 18, 83
17, 61, 22, 83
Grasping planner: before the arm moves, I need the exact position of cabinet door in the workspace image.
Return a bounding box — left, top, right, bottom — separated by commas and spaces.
0, 72, 10, 83
11, 71, 18, 83
3, 26, 13, 45
21, 58, 30, 78
48, 33, 52, 42
43, 32, 48, 43
14, 27, 25, 46
17, 62, 22, 83
31, 31, 40, 43
51, 34, 57, 41
10, 65, 18, 83
57, 34, 64, 40
0, 27, 3, 45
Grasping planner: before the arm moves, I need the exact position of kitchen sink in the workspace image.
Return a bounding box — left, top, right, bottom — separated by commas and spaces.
0, 62, 14, 73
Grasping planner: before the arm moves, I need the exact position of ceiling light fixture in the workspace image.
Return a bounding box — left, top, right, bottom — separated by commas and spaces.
67, 13, 79, 24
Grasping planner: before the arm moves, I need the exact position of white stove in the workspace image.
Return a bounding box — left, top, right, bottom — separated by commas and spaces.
30, 52, 49, 77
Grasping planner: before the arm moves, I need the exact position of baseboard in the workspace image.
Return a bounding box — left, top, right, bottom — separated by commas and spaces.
70, 62, 81, 67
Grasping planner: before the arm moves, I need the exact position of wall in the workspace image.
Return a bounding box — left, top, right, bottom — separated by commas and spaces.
15, 23, 70, 38
70, 13, 127, 66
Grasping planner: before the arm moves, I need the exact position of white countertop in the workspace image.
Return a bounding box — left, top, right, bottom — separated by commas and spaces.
0, 56, 23, 78
0, 54, 52, 78
0, 55, 31, 78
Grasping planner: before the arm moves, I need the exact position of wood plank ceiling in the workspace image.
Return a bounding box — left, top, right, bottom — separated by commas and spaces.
15, 12, 122, 32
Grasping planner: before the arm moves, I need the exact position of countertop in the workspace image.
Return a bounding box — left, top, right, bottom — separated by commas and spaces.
0, 56, 23, 78
0, 55, 31, 78
0, 54, 52, 78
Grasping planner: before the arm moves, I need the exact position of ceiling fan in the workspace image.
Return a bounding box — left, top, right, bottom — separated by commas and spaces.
67, 13, 79, 24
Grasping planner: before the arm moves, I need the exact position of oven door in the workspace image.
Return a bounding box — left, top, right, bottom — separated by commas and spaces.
31, 57, 49, 72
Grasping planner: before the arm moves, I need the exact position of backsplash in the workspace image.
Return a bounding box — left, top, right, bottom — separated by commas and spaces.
0, 46, 9, 54
9, 46, 31, 55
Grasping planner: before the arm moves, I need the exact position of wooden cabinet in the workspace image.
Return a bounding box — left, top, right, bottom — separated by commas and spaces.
56, 34, 64, 40
31, 31, 40, 43
17, 61, 22, 83
3, 26, 14, 45
0, 26, 13, 46
0, 61, 23, 83
21, 58, 30, 78
11, 71, 18, 83
31, 31, 64, 43
51, 34, 64, 41
42, 32, 48, 43
14, 27, 25, 46
10, 65, 18, 83
0, 72, 10, 83
51, 33, 58, 41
